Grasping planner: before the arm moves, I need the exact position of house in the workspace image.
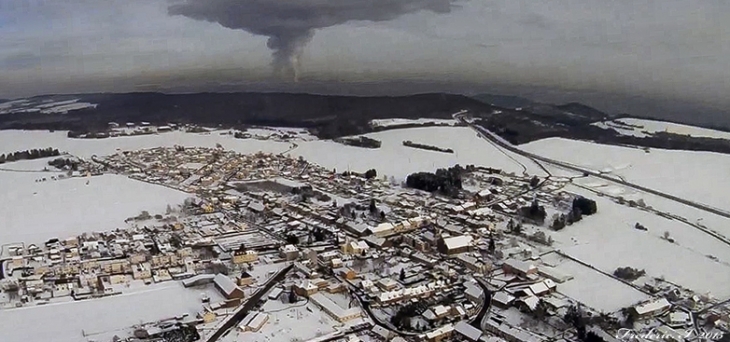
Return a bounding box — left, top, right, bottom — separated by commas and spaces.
654, 326, 684, 342
528, 280, 556, 296
238, 271, 254, 286
232, 250, 258, 264
326, 282, 346, 293
214, 274, 245, 300
371, 325, 393, 341
132, 263, 152, 280
248, 201, 266, 213
633, 298, 671, 319
439, 235, 473, 255
502, 258, 538, 277
318, 250, 340, 263
293, 280, 319, 296
279, 244, 300, 261
372, 222, 395, 237
343, 221, 371, 236
238, 312, 269, 332
182, 274, 216, 287
455, 321, 483, 341
668, 311, 692, 327
424, 304, 453, 321
309, 292, 362, 323
294, 262, 319, 279
492, 292, 515, 308
200, 309, 217, 323
464, 282, 484, 304
377, 278, 399, 291
485, 318, 544, 342
457, 254, 491, 273
538, 266, 573, 283
342, 240, 370, 255
516, 296, 540, 312
425, 323, 454, 342
338, 268, 357, 280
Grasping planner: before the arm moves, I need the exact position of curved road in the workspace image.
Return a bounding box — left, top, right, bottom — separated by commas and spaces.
469, 277, 492, 329
455, 113, 730, 220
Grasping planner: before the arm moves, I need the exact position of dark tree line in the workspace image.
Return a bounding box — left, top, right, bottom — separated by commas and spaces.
334, 136, 382, 148
551, 196, 598, 230
405, 165, 466, 197
390, 301, 428, 329
286, 234, 300, 245
574, 196, 598, 215
613, 267, 646, 281
564, 305, 606, 342
402, 140, 454, 153
520, 200, 547, 224
308, 227, 329, 243
364, 169, 377, 179
48, 157, 79, 170
0, 147, 60, 164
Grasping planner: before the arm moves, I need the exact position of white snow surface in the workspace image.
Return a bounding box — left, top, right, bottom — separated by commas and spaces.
551, 258, 649, 312
591, 121, 650, 138
0, 162, 188, 244
369, 118, 458, 128
592, 118, 730, 140
617, 118, 730, 140
522, 137, 730, 211
0, 282, 220, 342
0, 127, 542, 181
0, 126, 546, 243
551, 185, 730, 300
0, 99, 97, 115
40, 102, 97, 114
291, 127, 544, 180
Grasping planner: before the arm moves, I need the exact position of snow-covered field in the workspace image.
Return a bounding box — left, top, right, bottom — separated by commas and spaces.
0, 281, 220, 342
549, 185, 730, 300
522, 137, 730, 211
244, 127, 318, 141
0, 127, 546, 182
593, 118, 730, 140
550, 257, 649, 313
591, 121, 649, 138
0, 98, 97, 115
0, 126, 546, 245
220, 299, 343, 342
0, 130, 291, 159
291, 127, 546, 180
0, 160, 189, 244
369, 118, 458, 128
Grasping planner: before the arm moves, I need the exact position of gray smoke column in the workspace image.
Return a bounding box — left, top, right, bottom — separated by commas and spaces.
168, 0, 457, 81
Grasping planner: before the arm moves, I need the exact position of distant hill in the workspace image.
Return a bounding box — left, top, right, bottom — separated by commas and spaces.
555, 102, 612, 121
4, 91, 730, 154
0, 92, 497, 139
471, 93, 534, 109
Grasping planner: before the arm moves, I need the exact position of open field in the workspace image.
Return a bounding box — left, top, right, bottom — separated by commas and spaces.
550, 185, 730, 300
0, 167, 189, 245
0, 282, 222, 342
522, 137, 730, 211
549, 256, 649, 313
0, 126, 546, 181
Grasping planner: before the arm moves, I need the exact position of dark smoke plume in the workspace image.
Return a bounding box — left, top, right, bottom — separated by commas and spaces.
169, 0, 457, 81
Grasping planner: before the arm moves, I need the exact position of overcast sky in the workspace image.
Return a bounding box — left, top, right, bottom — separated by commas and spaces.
1, 0, 728, 113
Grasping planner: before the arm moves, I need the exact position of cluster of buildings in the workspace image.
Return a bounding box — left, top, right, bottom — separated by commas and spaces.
3, 145, 729, 342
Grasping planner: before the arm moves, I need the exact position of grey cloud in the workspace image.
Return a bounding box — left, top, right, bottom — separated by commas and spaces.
168, 0, 457, 80
2, 52, 43, 70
